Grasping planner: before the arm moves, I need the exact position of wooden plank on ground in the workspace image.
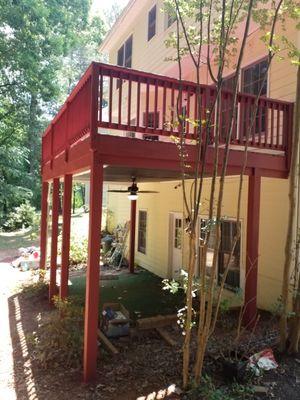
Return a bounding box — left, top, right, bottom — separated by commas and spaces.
136, 314, 177, 330
97, 329, 119, 354
156, 328, 176, 346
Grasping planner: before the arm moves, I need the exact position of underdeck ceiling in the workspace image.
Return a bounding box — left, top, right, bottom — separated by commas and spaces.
74, 165, 192, 183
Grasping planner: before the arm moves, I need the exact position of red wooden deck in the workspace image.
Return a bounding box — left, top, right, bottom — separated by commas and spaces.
42, 62, 293, 181
40, 62, 294, 383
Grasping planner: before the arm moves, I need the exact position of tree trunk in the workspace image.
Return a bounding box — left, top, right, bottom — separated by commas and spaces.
182, 233, 196, 389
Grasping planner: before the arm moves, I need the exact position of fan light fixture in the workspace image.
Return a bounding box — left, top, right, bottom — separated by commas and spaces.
128, 192, 138, 200
108, 177, 158, 200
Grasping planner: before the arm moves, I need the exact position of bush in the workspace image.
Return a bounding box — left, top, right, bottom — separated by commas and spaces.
3, 201, 37, 231
70, 237, 88, 264
28, 296, 84, 368
58, 235, 88, 265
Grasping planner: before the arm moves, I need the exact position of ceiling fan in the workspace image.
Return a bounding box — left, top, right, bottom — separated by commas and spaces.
108, 177, 158, 200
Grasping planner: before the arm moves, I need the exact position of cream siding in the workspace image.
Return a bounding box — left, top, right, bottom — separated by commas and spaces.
107, 176, 290, 311
109, 0, 175, 74
103, 4, 298, 312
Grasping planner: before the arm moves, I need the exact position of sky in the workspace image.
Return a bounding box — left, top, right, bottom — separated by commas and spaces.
91, 0, 130, 15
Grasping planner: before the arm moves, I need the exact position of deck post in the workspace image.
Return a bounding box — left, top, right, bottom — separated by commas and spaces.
129, 199, 137, 273
40, 181, 49, 271
49, 178, 60, 303
83, 153, 103, 383
60, 174, 72, 299
243, 172, 261, 328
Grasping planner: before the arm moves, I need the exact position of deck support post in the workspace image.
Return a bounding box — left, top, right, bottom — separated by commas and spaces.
49, 178, 60, 303
40, 181, 49, 271
129, 199, 137, 273
83, 154, 103, 383
243, 172, 261, 328
60, 174, 72, 299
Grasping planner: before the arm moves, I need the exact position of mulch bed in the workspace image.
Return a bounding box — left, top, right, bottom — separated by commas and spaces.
7, 281, 300, 400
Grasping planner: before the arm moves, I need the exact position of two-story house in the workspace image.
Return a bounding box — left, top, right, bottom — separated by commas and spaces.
100, 0, 297, 310
40, 0, 298, 382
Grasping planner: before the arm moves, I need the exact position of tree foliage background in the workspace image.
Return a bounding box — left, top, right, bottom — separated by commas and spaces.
0, 0, 119, 225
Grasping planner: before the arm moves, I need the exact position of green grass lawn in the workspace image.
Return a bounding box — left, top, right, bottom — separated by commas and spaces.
69, 269, 184, 321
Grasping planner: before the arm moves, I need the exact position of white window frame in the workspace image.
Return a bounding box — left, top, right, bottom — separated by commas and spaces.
197, 215, 244, 290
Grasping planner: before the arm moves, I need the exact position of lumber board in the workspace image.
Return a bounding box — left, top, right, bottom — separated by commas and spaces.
136, 314, 177, 330
97, 329, 119, 354
156, 328, 176, 346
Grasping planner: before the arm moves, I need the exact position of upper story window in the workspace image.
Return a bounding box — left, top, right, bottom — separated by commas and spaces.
117, 35, 133, 68
221, 74, 237, 139
223, 74, 236, 91
148, 5, 157, 41
165, 11, 176, 29
242, 59, 268, 133
242, 58, 268, 96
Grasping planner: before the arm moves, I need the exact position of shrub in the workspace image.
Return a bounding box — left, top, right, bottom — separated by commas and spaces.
3, 201, 37, 231
29, 213, 41, 240
58, 235, 88, 265
29, 296, 84, 368
70, 237, 88, 264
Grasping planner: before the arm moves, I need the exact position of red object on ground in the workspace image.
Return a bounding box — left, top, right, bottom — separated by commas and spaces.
33, 251, 39, 259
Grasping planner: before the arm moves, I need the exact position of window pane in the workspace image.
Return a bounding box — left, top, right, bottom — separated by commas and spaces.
125, 36, 132, 68
243, 68, 251, 87
148, 6, 156, 41
117, 45, 124, 66
199, 219, 240, 290
174, 218, 182, 249
219, 221, 240, 289
242, 59, 268, 95
138, 211, 147, 254
223, 75, 235, 91
167, 12, 176, 28
221, 75, 237, 139
242, 59, 268, 133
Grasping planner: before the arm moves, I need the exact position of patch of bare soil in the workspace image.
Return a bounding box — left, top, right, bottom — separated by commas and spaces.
3, 269, 300, 400
0, 248, 19, 263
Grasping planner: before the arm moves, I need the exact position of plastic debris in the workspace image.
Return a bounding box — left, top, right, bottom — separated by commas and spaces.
248, 348, 278, 376
11, 246, 40, 271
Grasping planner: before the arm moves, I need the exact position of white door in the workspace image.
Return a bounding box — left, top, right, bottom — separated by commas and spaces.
170, 213, 183, 279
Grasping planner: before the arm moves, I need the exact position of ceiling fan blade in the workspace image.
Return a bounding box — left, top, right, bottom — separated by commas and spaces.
138, 191, 159, 193
108, 190, 129, 193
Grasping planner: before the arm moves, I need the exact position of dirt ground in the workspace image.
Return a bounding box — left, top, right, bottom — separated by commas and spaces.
1, 257, 300, 400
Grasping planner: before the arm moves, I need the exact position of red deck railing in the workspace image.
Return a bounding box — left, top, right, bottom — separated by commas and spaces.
42, 62, 294, 168
42, 66, 92, 165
